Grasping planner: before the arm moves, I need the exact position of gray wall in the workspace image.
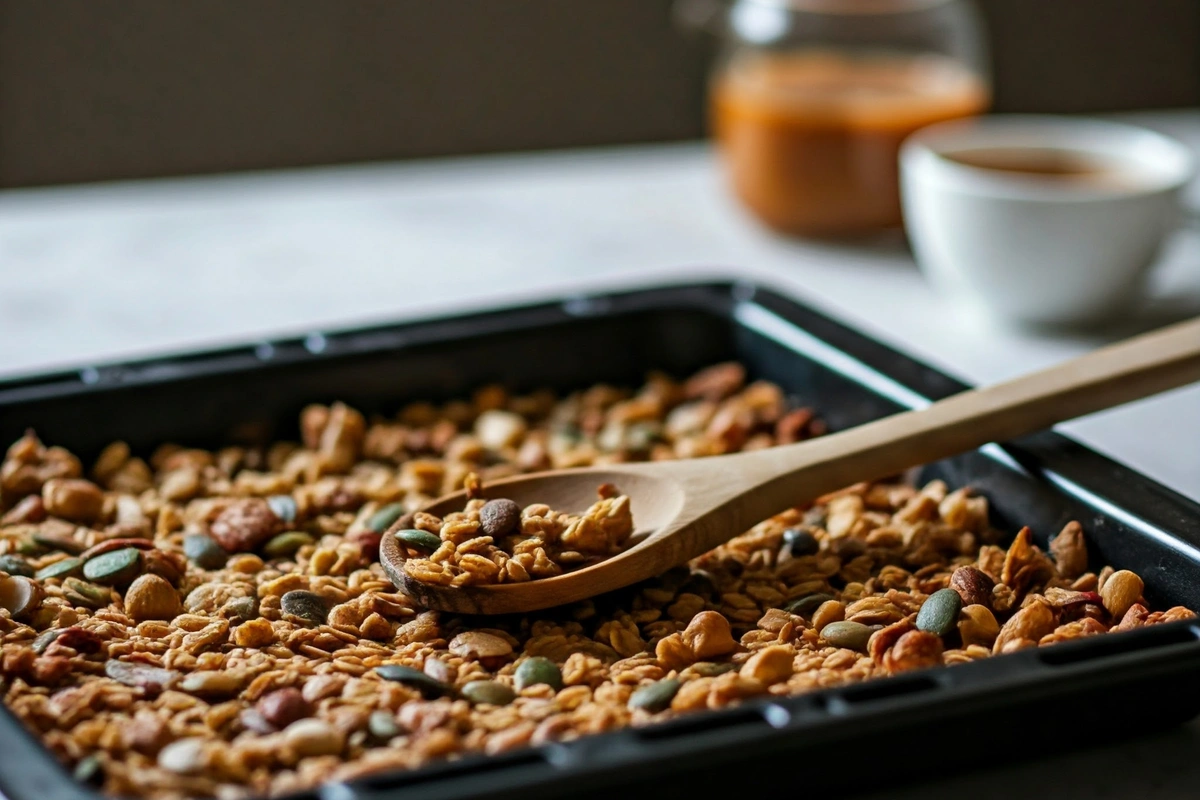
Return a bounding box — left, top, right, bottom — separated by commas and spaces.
0, 0, 1196, 187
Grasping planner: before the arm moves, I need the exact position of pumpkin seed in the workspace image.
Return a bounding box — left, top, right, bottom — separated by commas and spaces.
680, 570, 717, 598
263, 531, 315, 559
691, 661, 737, 677
266, 495, 298, 524
628, 678, 681, 712
16, 539, 48, 557
820, 621, 873, 651
104, 659, 180, 691
73, 753, 104, 786
35, 557, 83, 581
32, 628, 62, 654
221, 596, 259, 623
33, 531, 86, 555
368, 710, 399, 740
396, 529, 442, 554
782, 527, 820, 558
183, 534, 227, 570
367, 503, 406, 533
375, 664, 451, 698
63, 578, 114, 610
514, 656, 563, 691
916, 588, 963, 638
83, 547, 143, 585
280, 590, 329, 626
0, 555, 34, 578
461, 680, 516, 706
784, 592, 835, 617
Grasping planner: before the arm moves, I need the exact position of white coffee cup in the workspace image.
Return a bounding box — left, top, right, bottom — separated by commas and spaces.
900, 115, 1195, 328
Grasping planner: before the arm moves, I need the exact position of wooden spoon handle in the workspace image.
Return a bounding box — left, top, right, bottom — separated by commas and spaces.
683, 315, 1200, 539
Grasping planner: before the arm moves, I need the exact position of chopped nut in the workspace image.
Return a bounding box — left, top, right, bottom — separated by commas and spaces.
1100, 570, 1144, 620
681, 611, 738, 660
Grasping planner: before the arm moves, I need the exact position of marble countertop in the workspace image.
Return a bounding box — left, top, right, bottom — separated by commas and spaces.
1, 109, 1199, 798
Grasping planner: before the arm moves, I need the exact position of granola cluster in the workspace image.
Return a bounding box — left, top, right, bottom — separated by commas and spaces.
0, 363, 1192, 800
396, 484, 635, 587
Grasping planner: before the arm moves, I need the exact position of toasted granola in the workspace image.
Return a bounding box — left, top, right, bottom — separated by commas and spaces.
0, 363, 1192, 800
397, 482, 634, 587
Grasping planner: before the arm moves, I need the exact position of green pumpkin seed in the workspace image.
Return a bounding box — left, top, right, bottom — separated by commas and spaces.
691, 662, 737, 677
514, 656, 563, 691
820, 621, 873, 651
221, 596, 259, 623
368, 710, 399, 740
680, 570, 717, 598
280, 590, 329, 626
16, 539, 48, 557
36, 557, 83, 581
396, 529, 443, 554
0, 555, 34, 578
916, 588, 963, 638
461, 680, 516, 706
32, 628, 62, 654
263, 531, 315, 559
63, 578, 114, 610
782, 527, 820, 557
367, 503, 406, 533
83, 548, 143, 585
33, 532, 86, 556
73, 753, 104, 786
784, 592, 835, 617
375, 664, 451, 698
628, 678, 681, 712
266, 495, 298, 524
183, 534, 227, 570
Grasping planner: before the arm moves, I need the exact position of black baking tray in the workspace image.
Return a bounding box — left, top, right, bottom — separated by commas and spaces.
2, 281, 1200, 800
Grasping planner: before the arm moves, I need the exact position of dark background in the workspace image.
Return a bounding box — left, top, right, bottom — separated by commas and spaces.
0, 0, 1197, 188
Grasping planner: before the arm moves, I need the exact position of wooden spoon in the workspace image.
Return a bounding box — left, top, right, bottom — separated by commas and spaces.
382, 316, 1200, 615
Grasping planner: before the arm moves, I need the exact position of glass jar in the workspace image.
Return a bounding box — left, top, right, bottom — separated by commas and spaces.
685, 0, 990, 237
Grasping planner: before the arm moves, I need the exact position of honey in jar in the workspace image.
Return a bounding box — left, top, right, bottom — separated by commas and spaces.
713, 51, 990, 237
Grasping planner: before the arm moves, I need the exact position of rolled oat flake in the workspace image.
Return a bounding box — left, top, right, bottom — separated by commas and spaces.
916, 588, 963, 638
83, 547, 143, 585
629, 678, 681, 712
280, 590, 329, 626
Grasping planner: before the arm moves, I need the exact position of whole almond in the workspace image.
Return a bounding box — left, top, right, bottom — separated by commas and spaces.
950, 566, 995, 609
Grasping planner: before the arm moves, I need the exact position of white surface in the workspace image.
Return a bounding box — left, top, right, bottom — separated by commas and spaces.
0, 110, 1198, 505
901, 115, 1196, 325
